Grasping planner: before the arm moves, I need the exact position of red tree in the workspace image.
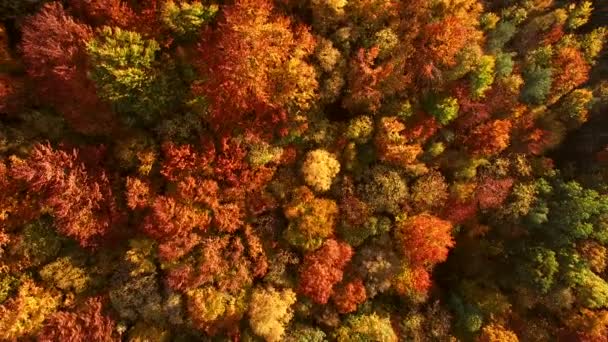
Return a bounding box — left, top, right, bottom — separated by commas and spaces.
11, 144, 123, 247
37, 297, 118, 342
20, 3, 115, 134
298, 239, 354, 304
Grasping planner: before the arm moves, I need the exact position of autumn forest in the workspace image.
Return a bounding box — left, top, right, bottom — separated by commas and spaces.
0, 0, 607, 341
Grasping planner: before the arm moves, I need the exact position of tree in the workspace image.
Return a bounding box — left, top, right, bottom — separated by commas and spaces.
465, 120, 512, 157
332, 279, 367, 314
68, 0, 134, 28
187, 286, 248, 336
478, 323, 519, 342
411, 170, 449, 212
160, 1, 218, 40
38, 297, 119, 342
20, 2, 115, 134
0, 279, 60, 340
248, 286, 297, 342
194, 0, 318, 130
87, 27, 181, 122
395, 213, 455, 268
11, 144, 123, 247
429, 96, 460, 125
470, 55, 496, 99
334, 313, 398, 342
301, 149, 340, 192
551, 47, 590, 100
358, 165, 408, 215
375, 117, 423, 168
298, 239, 353, 304
284, 186, 339, 251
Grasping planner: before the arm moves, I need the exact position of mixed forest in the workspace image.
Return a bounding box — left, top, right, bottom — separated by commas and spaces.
0, 0, 607, 341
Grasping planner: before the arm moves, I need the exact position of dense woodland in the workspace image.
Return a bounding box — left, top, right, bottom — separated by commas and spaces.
0, 0, 607, 341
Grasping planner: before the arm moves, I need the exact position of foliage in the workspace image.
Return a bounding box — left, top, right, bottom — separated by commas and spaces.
334, 313, 398, 342
248, 286, 297, 342
3, 0, 608, 340
301, 149, 340, 192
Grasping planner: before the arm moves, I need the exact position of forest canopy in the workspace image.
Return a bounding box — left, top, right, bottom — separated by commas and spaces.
0, 0, 607, 341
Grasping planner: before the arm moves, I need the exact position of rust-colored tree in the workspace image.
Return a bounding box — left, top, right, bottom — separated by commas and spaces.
298, 239, 353, 304
194, 0, 317, 131
20, 3, 115, 134
37, 297, 119, 342
11, 144, 123, 247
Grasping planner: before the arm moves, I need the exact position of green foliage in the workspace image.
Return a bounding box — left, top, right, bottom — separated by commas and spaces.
521, 64, 553, 105
87, 27, 180, 122
428, 96, 459, 125
557, 88, 594, 128
346, 115, 374, 144
0, 274, 18, 304
486, 21, 516, 53
519, 247, 559, 294
548, 181, 608, 245
495, 52, 515, 79
161, 1, 218, 40
470, 55, 495, 99
567, 1, 593, 30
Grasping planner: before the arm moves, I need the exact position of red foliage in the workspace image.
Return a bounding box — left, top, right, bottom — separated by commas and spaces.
20, 3, 115, 134
38, 297, 118, 342
475, 177, 514, 210
332, 279, 367, 314
11, 144, 123, 247
298, 239, 353, 304
443, 198, 478, 225
452, 84, 491, 132
0, 75, 26, 116
68, 0, 134, 28
396, 213, 455, 269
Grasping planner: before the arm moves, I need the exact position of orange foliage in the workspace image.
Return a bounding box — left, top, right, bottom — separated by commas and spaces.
465, 119, 512, 157
552, 47, 590, 98
396, 213, 455, 269
194, 0, 316, 130
333, 279, 367, 314
343, 47, 396, 114
38, 297, 118, 342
